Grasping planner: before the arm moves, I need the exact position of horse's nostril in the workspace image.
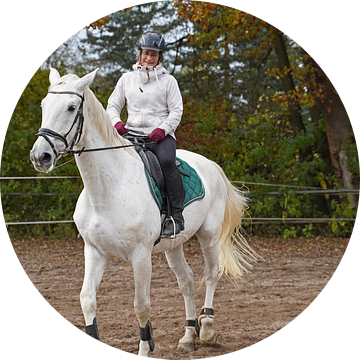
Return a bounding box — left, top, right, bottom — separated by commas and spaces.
40, 152, 52, 164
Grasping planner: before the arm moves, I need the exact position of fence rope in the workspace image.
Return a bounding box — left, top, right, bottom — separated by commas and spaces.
4, 218, 356, 226
2, 176, 358, 226
0, 176, 80, 180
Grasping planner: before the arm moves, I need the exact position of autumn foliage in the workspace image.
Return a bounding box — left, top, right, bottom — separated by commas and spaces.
1, 1, 357, 239
86, 8, 131, 29
174, 1, 356, 192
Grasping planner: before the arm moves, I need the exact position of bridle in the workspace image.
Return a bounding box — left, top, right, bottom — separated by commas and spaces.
36, 90, 141, 159
36, 90, 85, 158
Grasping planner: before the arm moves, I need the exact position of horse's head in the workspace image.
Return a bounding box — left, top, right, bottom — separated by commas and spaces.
30, 68, 98, 172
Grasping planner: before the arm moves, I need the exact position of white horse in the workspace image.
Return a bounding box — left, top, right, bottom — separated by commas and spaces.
30, 68, 258, 356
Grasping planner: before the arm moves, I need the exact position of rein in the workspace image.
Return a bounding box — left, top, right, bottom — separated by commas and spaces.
36, 90, 147, 158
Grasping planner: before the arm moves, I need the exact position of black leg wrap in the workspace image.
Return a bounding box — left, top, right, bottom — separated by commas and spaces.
85, 317, 100, 341
139, 321, 155, 352
198, 308, 215, 329
185, 319, 200, 336
200, 308, 215, 317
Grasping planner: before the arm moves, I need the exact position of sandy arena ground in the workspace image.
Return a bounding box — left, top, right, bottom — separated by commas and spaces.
11, 235, 348, 359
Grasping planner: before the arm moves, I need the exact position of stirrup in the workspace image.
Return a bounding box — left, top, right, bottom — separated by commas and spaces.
161, 216, 177, 238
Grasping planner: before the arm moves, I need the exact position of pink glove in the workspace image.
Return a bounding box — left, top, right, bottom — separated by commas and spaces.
114, 121, 128, 135
149, 128, 165, 142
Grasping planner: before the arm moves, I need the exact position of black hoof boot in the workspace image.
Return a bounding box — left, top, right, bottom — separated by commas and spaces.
85, 318, 100, 340
139, 320, 155, 352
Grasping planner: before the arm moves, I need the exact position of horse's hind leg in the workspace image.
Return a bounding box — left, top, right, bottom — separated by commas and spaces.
80, 242, 108, 340
197, 230, 220, 343
165, 244, 197, 351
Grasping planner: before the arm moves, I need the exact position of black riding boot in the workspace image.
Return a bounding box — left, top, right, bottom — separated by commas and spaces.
162, 165, 185, 236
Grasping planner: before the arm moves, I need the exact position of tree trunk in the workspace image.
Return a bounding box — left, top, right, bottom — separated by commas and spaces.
307, 56, 357, 208
272, 30, 306, 136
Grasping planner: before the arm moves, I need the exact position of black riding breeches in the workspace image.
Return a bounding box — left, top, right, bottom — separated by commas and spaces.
146, 135, 176, 170
147, 135, 185, 223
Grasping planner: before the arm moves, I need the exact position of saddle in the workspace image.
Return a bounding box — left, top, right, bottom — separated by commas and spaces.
124, 134, 170, 205
139, 148, 192, 203
123, 134, 205, 242
139, 145, 170, 202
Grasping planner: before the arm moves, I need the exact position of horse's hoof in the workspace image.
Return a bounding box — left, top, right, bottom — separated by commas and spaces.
138, 340, 150, 357
200, 332, 217, 344
207, 333, 217, 343
178, 342, 195, 352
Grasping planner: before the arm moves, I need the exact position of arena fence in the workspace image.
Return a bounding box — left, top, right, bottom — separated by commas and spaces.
1, 176, 358, 226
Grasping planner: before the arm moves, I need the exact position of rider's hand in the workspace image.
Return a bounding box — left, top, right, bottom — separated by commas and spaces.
148, 128, 165, 142
114, 121, 129, 135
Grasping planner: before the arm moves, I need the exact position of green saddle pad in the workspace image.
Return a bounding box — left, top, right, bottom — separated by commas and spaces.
144, 157, 205, 211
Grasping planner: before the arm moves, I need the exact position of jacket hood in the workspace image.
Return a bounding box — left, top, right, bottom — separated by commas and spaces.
132, 62, 168, 84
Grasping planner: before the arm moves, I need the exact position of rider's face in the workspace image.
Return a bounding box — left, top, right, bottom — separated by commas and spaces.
141, 50, 160, 67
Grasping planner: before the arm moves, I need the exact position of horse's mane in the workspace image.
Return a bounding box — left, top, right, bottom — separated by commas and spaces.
49, 74, 136, 157
84, 87, 136, 154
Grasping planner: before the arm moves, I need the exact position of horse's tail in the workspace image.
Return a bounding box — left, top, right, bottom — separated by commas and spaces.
212, 161, 260, 281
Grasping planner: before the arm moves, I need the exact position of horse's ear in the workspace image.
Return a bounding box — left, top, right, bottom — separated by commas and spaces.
49, 68, 61, 85
76, 68, 99, 91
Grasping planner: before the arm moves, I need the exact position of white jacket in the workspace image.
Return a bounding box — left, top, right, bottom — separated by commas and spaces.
106, 63, 183, 138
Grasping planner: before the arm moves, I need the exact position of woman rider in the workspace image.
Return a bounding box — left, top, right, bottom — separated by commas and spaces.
106, 31, 185, 236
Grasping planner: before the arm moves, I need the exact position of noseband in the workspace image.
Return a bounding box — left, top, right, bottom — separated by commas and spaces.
36, 90, 85, 158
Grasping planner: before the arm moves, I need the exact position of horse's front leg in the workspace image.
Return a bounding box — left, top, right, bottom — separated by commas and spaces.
131, 251, 153, 357
80, 242, 109, 340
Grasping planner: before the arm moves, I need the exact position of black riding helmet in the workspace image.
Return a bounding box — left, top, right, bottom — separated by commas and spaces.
137, 31, 166, 52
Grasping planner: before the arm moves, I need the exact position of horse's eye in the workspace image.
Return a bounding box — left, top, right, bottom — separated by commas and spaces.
68, 105, 76, 112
